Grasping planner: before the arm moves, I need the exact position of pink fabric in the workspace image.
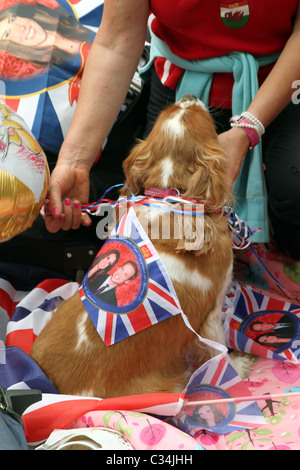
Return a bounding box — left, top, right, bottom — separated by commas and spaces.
67, 410, 201, 450
196, 355, 300, 450
234, 242, 300, 301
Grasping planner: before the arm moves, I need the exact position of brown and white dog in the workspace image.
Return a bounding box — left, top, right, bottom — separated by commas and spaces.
30, 95, 251, 398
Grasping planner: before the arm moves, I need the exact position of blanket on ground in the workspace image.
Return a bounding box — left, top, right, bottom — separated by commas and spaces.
1, 244, 300, 450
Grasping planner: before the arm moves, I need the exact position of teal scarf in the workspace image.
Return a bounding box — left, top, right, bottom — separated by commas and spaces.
140, 32, 280, 242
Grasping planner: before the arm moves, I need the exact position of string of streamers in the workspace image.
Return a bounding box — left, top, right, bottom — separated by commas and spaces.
217, 206, 259, 250
81, 184, 204, 216
46, 184, 257, 249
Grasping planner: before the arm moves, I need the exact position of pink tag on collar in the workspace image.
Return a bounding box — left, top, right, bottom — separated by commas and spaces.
144, 187, 182, 197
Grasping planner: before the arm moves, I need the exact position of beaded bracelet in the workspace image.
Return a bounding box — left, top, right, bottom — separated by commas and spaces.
229, 112, 265, 149
241, 112, 265, 137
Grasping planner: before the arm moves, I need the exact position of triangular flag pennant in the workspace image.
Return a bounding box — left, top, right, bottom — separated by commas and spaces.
172, 355, 266, 436
80, 207, 183, 345
223, 283, 300, 363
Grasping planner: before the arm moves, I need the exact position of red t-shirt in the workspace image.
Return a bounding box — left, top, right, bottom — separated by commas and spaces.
150, 0, 298, 107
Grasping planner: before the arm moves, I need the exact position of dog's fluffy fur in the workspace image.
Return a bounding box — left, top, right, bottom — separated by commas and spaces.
30, 96, 251, 398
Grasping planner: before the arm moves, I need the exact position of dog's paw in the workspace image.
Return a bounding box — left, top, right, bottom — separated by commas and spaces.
227, 354, 253, 379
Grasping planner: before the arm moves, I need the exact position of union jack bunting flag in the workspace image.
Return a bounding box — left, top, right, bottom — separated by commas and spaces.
173, 355, 265, 435
80, 207, 183, 346
223, 283, 300, 363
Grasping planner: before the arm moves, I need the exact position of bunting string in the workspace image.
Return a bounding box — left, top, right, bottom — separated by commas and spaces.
60, 183, 258, 249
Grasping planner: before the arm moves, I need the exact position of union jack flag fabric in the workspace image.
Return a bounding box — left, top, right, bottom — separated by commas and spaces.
67, 0, 104, 30
22, 392, 185, 445
0, 264, 71, 394
80, 207, 183, 346
173, 355, 265, 435
223, 283, 300, 363
5, 277, 79, 357
0, 264, 79, 393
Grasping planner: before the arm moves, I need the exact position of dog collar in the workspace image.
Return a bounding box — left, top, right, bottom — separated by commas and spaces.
144, 187, 183, 198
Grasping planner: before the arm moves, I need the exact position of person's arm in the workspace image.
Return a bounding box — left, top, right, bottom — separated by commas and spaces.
220, 0, 300, 188
46, 0, 150, 232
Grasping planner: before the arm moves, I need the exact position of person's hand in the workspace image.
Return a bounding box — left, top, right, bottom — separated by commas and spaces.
44, 162, 92, 233
218, 127, 250, 191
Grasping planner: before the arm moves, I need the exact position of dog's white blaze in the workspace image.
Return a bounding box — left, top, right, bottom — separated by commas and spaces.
160, 156, 174, 187
178, 98, 207, 110
159, 252, 213, 292
75, 312, 89, 350
78, 389, 95, 397
162, 109, 185, 138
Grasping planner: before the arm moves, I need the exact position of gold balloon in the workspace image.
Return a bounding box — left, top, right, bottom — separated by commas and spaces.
0, 102, 50, 242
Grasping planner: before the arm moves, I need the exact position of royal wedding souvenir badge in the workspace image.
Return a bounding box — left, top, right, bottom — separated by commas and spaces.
223, 283, 300, 363
80, 207, 183, 346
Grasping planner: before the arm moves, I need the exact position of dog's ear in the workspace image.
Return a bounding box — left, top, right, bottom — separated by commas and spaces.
120, 140, 153, 197
183, 138, 231, 210
177, 138, 232, 256
174, 204, 232, 256
172, 203, 220, 256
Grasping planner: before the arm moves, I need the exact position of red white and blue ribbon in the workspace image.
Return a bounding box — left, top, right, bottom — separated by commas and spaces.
80, 184, 260, 249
